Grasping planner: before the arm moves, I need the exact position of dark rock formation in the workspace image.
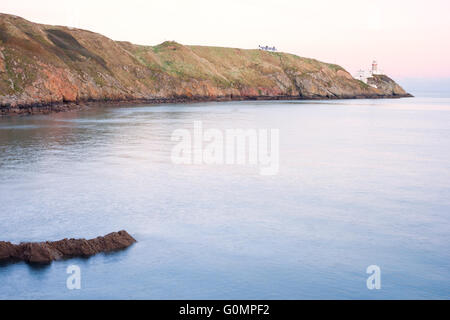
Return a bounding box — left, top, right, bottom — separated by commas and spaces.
367, 74, 412, 97
0, 230, 136, 264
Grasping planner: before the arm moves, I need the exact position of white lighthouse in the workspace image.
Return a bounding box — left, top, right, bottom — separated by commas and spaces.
354, 60, 383, 84
371, 60, 379, 75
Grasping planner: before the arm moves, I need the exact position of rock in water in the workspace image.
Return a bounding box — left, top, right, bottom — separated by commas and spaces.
0, 231, 137, 264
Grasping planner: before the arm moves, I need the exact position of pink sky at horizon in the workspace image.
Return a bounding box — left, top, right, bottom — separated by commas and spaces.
1, 0, 450, 79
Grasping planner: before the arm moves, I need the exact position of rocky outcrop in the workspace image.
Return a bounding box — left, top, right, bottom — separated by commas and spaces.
0, 230, 136, 264
0, 13, 411, 115
367, 74, 409, 96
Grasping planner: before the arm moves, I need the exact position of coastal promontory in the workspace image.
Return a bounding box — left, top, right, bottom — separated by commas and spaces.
0, 13, 411, 115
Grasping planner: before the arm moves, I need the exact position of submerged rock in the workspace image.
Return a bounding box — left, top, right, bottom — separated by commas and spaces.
0, 230, 136, 264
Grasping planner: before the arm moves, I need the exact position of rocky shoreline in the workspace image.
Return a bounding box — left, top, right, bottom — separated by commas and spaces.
0, 230, 136, 264
0, 93, 413, 116
0, 13, 412, 116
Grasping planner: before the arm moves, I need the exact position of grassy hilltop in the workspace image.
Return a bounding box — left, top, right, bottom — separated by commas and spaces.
0, 13, 410, 113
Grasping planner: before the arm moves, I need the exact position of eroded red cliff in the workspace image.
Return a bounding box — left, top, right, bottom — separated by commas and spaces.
0, 13, 411, 115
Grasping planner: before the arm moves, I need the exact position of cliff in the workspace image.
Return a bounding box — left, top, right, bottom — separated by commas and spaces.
0, 230, 136, 264
0, 13, 411, 115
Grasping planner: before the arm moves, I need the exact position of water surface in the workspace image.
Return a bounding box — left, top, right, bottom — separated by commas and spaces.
0, 97, 449, 299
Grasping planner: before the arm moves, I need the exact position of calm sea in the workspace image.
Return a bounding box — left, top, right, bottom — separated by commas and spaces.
0, 97, 449, 299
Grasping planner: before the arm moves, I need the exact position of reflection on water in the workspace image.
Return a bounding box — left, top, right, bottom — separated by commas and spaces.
0, 98, 449, 299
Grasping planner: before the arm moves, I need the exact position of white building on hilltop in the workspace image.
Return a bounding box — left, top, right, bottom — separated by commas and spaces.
258, 45, 277, 52
354, 60, 383, 84
371, 60, 380, 75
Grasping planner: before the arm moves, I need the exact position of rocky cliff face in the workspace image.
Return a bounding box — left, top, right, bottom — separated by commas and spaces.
367, 74, 408, 96
0, 13, 411, 114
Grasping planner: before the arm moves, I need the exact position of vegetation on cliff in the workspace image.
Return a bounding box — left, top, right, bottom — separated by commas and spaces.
0, 13, 410, 112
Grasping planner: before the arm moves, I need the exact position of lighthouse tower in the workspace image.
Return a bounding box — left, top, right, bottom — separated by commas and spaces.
371, 60, 379, 75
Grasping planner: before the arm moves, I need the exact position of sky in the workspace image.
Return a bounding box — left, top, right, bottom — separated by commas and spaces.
1, 0, 450, 80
